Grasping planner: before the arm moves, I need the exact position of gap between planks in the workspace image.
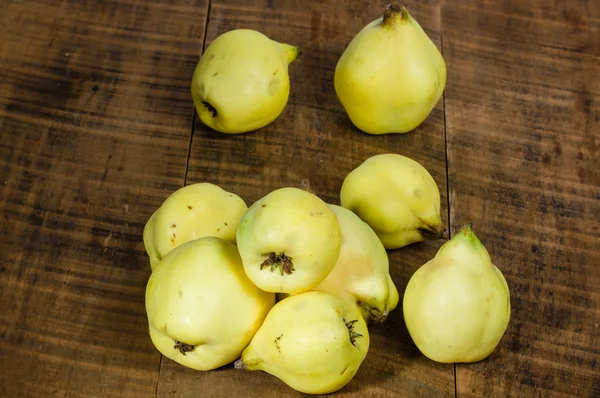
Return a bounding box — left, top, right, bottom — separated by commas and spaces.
184, 1, 212, 189
153, 1, 213, 396
438, 2, 457, 396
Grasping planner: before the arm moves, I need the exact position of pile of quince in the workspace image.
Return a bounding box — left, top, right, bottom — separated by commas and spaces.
143, 2, 511, 395
143, 156, 510, 394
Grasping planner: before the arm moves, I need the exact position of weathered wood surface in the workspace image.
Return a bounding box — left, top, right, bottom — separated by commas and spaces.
0, 0, 598, 397
0, 0, 209, 396
442, 0, 600, 396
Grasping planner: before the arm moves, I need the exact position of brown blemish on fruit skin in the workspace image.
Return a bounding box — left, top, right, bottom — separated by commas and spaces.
274, 334, 283, 353
171, 220, 177, 244
187, 205, 193, 210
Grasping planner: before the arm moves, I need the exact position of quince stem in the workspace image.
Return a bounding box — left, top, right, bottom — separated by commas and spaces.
234, 358, 246, 370
459, 223, 474, 235
455, 223, 486, 250
279, 43, 302, 64
382, 2, 409, 28
417, 221, 448, 240
360, 301, 389, 323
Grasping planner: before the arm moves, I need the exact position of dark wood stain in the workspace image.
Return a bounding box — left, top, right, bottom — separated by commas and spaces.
553, 141, 562, 157
542, 153, 551, 164
562, 8, 586, 32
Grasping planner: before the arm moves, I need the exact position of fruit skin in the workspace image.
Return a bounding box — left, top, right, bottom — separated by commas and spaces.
340, 153, 445, 250
334, 2, 446, 135
143, 182, 247, 270
237, 291, 370, 395
145, 236, 275, 371
236, 187, 342, 294
282, 204, 399, 323
402, 224, 511, 363
191, 29, 301, 134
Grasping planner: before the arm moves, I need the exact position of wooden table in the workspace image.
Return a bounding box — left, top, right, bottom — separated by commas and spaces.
1, 0, 598, 396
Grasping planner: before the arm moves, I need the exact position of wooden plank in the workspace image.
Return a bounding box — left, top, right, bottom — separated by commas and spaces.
442, 0, 600, 396
0, 0, 208, 396
157, 0, 454, 397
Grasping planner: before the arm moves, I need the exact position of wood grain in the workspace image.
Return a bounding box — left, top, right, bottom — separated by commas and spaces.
442, 0, 600, 396
157, 0, 453, 396
3, 0, 597, 396
0, 0, 208, 396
